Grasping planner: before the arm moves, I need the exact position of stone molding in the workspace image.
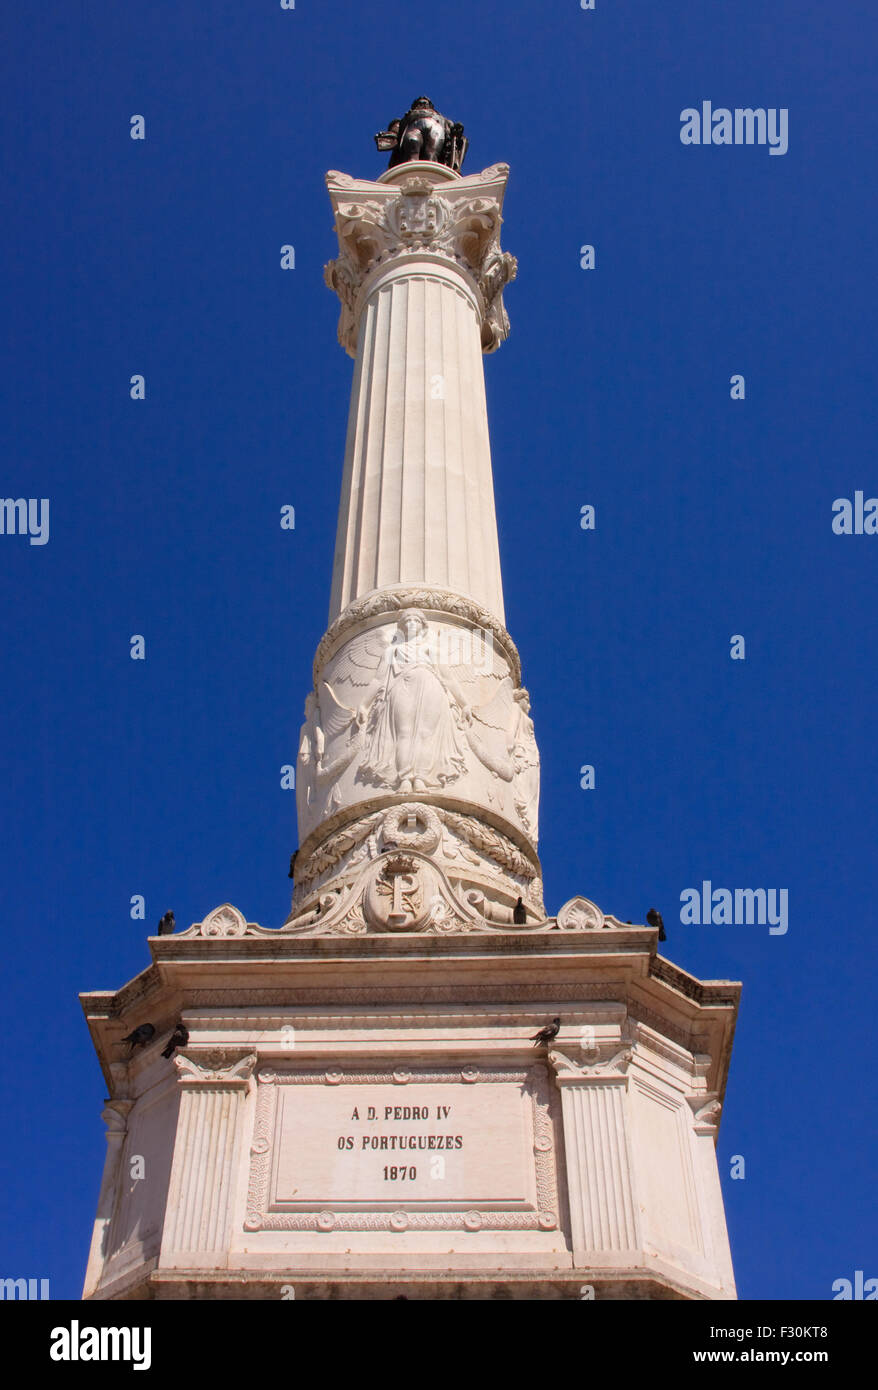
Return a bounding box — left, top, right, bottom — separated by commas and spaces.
313, 586, 522, 688
291, 804, 540, 920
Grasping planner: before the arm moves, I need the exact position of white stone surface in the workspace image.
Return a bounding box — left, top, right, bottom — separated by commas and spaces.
81, 150, 740, 1302
80, 919, 739, 1300
330, 261, 506, 623
296, 161, 536, 922
324, 162, 516, 622
296, 608, 539, 848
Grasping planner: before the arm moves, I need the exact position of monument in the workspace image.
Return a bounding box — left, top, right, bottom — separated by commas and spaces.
81, 103, 740, 1300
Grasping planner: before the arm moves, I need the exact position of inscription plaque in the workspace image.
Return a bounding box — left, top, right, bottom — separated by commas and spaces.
275, 1082, 527, 1206
245, 1067, 559, 1233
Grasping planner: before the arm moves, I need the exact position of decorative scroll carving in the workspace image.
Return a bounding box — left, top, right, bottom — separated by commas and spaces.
188, 904, 254, 938
549, 1046, 633, 1081
174, 1052, 257, 1086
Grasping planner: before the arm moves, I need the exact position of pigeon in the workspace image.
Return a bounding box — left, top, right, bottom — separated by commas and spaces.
161, 1022, 189, 1059
530, 1017, 561, 1046
513, 897, 527, 924
157, 911, 175, 936
121, 1023, 156, 1051
646, 908, 667, 942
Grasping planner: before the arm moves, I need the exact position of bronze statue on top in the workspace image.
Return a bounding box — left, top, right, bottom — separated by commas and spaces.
375, 96, 468, 173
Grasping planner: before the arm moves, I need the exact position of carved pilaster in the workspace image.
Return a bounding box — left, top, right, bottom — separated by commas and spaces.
159, 1053, 256, 1266
549, 1047, 640, 1265
684, 1092, 736, 1295
82, 1099, 134, 1298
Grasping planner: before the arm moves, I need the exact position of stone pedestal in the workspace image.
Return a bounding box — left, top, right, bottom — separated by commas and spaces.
80, 902, 739, 1300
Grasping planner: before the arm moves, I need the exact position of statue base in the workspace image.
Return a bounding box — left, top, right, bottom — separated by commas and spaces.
81, 909, 739, 1301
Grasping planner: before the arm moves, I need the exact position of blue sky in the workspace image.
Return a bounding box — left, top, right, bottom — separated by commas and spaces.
2, 1, 876, 1299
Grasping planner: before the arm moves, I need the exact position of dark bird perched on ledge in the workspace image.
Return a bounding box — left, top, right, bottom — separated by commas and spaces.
157, 911, 175, 935
531, 1017, 561, 1047
646, 908, 667, 942
513, 897, 527, 924
121, 1023, 155, 1052
161, 1022, 189, 1059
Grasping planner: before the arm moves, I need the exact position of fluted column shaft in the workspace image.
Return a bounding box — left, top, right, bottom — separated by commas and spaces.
323, 161, 517, 626
331, 259, 505, 622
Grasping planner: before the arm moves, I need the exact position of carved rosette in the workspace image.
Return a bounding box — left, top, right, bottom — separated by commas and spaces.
324, 164, 516, 356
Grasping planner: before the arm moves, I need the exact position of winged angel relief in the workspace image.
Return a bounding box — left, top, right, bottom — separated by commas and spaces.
297, 611, 540, 837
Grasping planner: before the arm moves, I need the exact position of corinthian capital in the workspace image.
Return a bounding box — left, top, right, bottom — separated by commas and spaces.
324, 165, 516, 356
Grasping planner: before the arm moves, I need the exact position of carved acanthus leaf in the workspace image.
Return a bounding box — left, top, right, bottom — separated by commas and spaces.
549, 1046, 633, 1080
325, 171, 515, 356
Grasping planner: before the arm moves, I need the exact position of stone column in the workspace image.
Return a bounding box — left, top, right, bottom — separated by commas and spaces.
550, 1049, 641, 1267
288, 162, 541, 926
325, 161, 516, 625
159, 1053, 256, 1268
